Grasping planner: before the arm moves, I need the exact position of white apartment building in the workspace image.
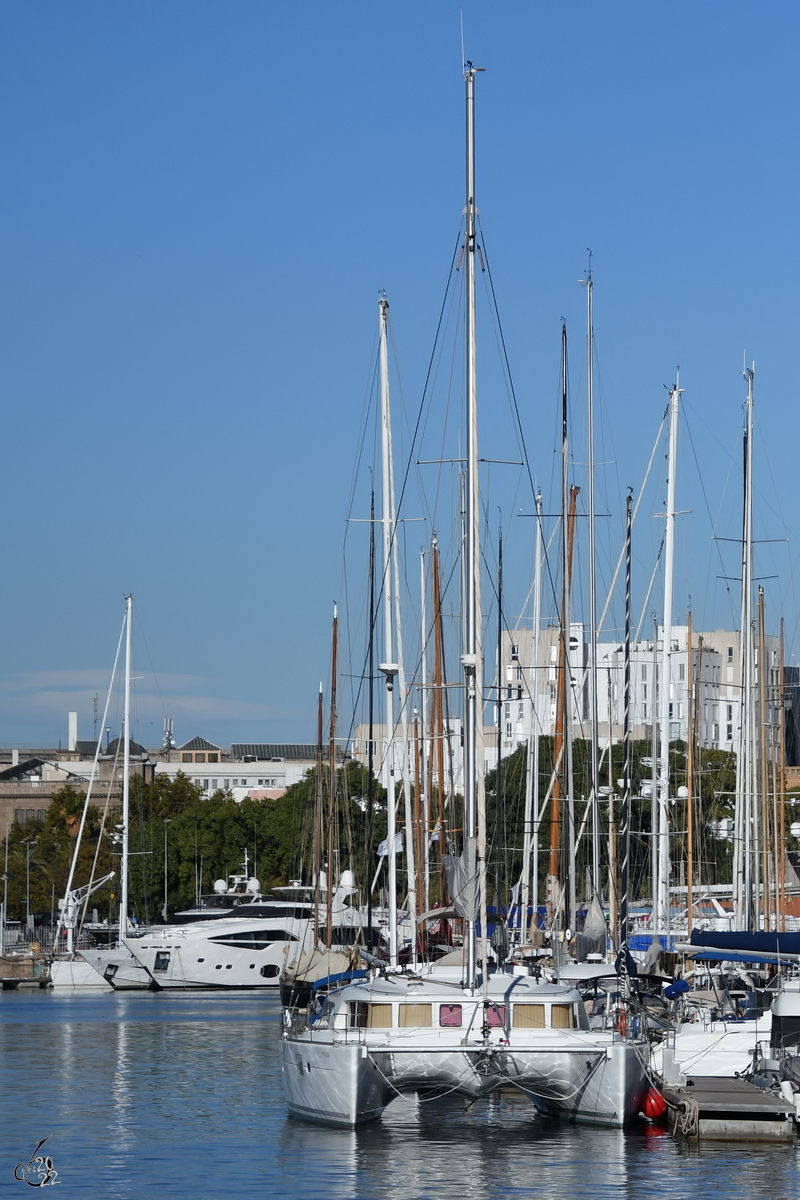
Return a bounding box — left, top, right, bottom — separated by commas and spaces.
498, 623, 782, 761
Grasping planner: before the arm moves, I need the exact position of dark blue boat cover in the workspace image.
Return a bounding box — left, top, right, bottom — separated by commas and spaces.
689, 929, 800, 955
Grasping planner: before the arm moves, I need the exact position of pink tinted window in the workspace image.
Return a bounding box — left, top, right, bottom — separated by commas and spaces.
439, 1003, 462, 1027
487, 1005, 506, 1027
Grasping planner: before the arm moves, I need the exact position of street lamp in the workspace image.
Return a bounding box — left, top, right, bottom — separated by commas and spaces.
21, 838, 37, 930
162, 819, 172, 922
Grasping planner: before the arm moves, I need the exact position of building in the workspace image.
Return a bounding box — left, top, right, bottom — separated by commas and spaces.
497, 622, 782, 761
351, 720, 498, 795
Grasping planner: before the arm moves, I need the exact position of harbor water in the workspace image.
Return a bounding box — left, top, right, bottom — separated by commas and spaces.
1, 990, 798, 1198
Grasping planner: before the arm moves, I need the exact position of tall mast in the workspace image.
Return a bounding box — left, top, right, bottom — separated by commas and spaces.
119, 594, 132, 940
366, 492, 376, 940
314, 683, 323, 937
686, 611, 694, 936
548, 325, 569, 927
463, 62, 483, 989
619, 493, 633, 966
734, 366, 754, 929
758, 586, 770, 930
495, 526, 504, 911
780, 617, 786, 930
521, 491, 542, 937
651, 614, 658, 922
583, 262, 601, 900
656, 379, 681, 931
420, 548, 430, 912
378, 295, 399, 967
325, 605, 338, 948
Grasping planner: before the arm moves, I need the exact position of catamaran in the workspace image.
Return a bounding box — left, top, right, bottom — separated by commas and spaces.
280, 63, 649, 1128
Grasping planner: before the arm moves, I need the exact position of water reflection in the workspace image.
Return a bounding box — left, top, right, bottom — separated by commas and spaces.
1, 991, 798, 1199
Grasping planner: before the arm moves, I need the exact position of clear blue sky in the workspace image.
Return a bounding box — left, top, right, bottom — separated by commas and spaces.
1, 2, 799, 749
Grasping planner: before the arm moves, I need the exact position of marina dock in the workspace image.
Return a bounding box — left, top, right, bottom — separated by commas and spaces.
663, 1076, 797, 1142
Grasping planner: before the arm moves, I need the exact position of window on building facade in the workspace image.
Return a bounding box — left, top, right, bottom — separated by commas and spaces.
641, 664, 647, 680
642, 684, 647, 700
208, 753, 219, 763
181, 753, 192, 763
505, 704, 511, 718
212, 779, 218, 790
507, 685, 512, 700
506, 722, 512, 737
713, 723, 719, 741
14, 809, 23, 824
727, 724, 733, 742
549, 683, 556, 701
511, 644, 519, 660
518, 703, 524, 719
643, 703, 647, 720
727, 646, 733, 662
679, 663, 685, 681
516, 665, 523, 680
517, 685, 523, 700
677, 703, 684, 719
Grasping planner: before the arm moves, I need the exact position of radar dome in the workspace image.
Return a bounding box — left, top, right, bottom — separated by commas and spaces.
246, 877, 261, 894
338, 869, 356, 890
213, 879, 228, 894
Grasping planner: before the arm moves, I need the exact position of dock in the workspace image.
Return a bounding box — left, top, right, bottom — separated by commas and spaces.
0, 954, 50, 989
663, 1076, 796, 1142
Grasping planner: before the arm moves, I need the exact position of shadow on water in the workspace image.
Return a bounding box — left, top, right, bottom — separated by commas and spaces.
1, 991, 798, 1199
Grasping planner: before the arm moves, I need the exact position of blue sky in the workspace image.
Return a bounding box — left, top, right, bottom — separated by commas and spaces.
1, 3, 799, 749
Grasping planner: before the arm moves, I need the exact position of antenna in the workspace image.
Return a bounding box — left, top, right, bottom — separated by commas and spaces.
93, 693, 98, 740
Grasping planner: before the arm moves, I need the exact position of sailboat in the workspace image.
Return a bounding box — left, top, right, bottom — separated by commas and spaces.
279, 64, 649, 1127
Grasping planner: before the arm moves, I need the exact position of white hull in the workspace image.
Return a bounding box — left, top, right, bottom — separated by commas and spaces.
49, 957, 112, 990
127, 914, 317, 989
280, 974, 649, 1128
78, 946, 153, 991
652, 1013, 772, 1077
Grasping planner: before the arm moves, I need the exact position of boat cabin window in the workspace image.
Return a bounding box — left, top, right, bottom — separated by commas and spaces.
349, 1002, 369, 1029
512, 1004, 545, 1029
486, 1005, 505, 1028
551, 1004, 575, 1029
367, 1004, 393, 1028
772, 1016, 800, 1050
399, 1003, 431, 1028
209, 930, 298, 948
439, 1003, 462, 1028
153, 952, 170, 972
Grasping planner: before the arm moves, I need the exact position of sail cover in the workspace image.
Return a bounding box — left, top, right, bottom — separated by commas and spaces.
443, 838, 478, 921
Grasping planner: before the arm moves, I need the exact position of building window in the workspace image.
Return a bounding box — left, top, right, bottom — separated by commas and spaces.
203, 779, 209, 791
211, 779, 218, 790
641, 664, 647, 680
677, 703, 684, 719
14, 809, 23, 824
26, 809, 34, 822
679, 663, 685, 681
208, 753, 219, 763
727, 646, 734, 662
727, 724, 733, 741
517, 685, 523, 700
549, 683, 557, 701
669, 703, 673, 719
516, 665, 523, 680
195, 753, 206, 763
511, 644, 519, 661
240, 779, 246, 787
713, 723, 719, 741
507, 685, 512, 700
505, 704, 511, 719
518, 703, 524, 719
643, 703, 647, 720
727, 705, 733, 721
506, 723, 512, 737
181, 753, 192, 763
642, 684, 647, 700
224, 779, 230, 789
36, 810, 45, 822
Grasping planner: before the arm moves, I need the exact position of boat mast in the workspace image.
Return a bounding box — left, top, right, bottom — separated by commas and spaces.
463, 61, 483, 990
378, 295, 399, 967
495, 526, 504, 913
314, 683, 323, 937
686, 610, 694, 936
619, 492, 632, 967
656, 379, 681, 931
758, 586, 770, 929
420, 548, 430, 913
325, 605, 338, 948
521, 491, 542, 938
120, 594, 132, 941
734, 366, 754, 929
366, 492, 376, 940
583, 261, 601, 901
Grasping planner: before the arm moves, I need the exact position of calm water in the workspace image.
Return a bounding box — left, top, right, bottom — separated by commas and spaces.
1, 990, 798, 1198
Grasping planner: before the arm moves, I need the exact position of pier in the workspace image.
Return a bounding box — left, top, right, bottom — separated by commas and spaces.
663, 1076, 796, 1142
